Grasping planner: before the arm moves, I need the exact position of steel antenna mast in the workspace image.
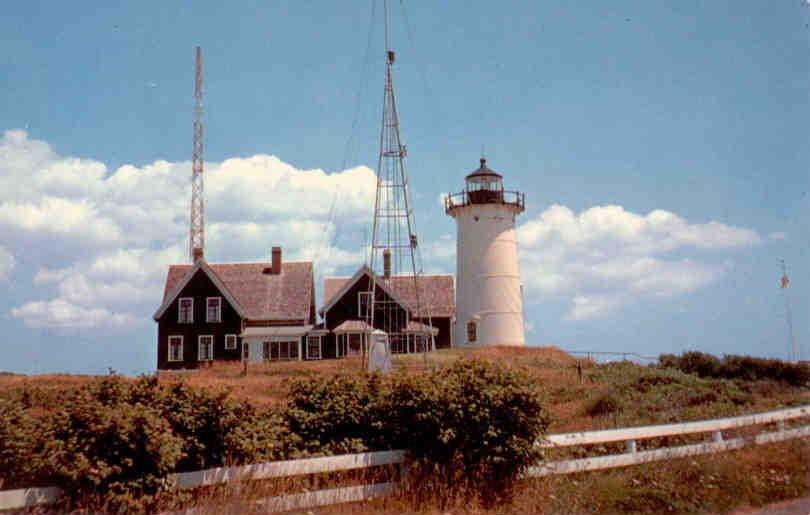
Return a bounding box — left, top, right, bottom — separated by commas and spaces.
366, 0, 435, 364
190, 46, 205, 262
780, 260, 797, 362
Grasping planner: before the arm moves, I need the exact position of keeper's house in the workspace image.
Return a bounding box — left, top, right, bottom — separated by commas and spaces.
153, 247, 316, 370
318, 265, 455, 358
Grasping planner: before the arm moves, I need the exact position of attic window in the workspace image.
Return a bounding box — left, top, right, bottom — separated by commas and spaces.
207, 297, 222, 323
178, 297, 193, 323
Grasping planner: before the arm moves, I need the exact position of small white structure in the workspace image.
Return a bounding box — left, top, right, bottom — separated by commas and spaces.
445, 158, 526, 347
367, 329, 392, 373
241, 325, 313, 362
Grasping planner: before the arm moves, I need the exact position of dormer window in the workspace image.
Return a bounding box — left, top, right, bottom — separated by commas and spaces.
207, 297, 222, 323
178, 297, 193, 323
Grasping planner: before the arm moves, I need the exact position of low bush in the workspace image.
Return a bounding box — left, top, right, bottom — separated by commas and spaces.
587, 363, 753, 426
285, 373, 383, 455
0, 375, 291, 512
44, 392, 184, 511
660, 351, 810, 386
284, 359, 550, 506
3, 362, 549, 511
0, 399, 42, 489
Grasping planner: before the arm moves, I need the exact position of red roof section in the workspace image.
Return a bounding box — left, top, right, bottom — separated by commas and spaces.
323, 272, 455, 318
162, 261, 313, 321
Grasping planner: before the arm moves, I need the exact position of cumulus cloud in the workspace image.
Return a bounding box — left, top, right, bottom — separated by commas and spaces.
0, 129, 765, 330
3, 129, 376, 330
0, 197, 123, 246
0, 246, 14, 281
518, 204, 759, 320
11, 299, 137, 330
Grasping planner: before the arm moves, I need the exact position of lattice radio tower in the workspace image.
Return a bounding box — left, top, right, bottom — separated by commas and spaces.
190, 46, 205, 262
365, 0, 434, 356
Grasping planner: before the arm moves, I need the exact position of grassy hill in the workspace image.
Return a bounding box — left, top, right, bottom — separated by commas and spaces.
3, 347, 809, 514
2, 346, 807, 434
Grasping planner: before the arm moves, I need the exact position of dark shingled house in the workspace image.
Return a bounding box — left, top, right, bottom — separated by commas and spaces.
318, 265, 455, 359
153, 247, 315, 370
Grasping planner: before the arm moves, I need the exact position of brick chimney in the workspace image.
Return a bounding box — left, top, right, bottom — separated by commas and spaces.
383, 249, 391, 280
271, 246, 282, 275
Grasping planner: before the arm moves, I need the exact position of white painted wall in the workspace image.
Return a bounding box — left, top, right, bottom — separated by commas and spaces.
451, 202, 525, 346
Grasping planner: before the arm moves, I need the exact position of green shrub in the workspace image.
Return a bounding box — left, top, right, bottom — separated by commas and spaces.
1, 375, 291, 512
284, 359, 550, 506
284, 373, 383, 455
44, 392, 184, 512
155, 380, 289, 470
659, 351, 810, 386
0, 399, 44, 489
586, 389, 623, 416
384, 360, 550, 506
588, 363, 753, 426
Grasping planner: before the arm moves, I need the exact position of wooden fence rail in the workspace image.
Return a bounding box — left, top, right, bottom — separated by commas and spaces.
3, 405, 810, 513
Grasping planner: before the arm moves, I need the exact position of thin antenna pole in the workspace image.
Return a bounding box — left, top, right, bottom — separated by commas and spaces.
780, 260, 797, 361
384, 0, 390, 54
190, 46, 205, 262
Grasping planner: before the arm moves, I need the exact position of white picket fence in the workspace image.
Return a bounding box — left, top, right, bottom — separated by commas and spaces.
2, 405, 810, 513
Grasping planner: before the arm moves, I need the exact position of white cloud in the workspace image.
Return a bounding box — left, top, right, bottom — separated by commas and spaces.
11, 299, 137, 330
0, 129, 766, 329
518, 204, 760, 320
0, 247, 14, 281
519, 204, 760, 254
2, 129, 376, 329
0, 196, 123, 246
566, 294, 629, 321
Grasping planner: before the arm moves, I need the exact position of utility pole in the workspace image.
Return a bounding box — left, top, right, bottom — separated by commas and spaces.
780, 260, 797, 362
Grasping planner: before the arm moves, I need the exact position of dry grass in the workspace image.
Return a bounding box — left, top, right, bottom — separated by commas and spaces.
3, 347, 810, 514
0, 346, 586, 424
1, 346, 806, 434
168, 440, 810, 515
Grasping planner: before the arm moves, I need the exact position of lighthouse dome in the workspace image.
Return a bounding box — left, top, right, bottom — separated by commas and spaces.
466, 158, 503, 180
465, 158, 503, 192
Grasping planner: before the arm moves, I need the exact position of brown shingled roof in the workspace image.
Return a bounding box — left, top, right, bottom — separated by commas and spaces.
162, 261, 313, 321
323, 269, 455, 318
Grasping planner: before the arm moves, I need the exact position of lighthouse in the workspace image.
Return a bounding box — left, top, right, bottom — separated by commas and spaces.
445, 158, 526, 347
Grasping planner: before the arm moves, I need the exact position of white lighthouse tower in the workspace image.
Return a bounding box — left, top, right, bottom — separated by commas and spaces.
445, 158, 526, 347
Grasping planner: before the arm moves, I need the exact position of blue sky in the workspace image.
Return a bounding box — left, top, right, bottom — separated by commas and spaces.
2, 1, 810, 374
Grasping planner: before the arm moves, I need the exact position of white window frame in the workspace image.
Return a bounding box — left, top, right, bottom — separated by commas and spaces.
264, 338, 300, 361
168, 336, 183, 362
198, 335, 214, 361
358, 291, 372, 318
178, 297, 194, 323
224, 334, 237, 350
206, 297, 222, 323
306, 335, 322, 360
